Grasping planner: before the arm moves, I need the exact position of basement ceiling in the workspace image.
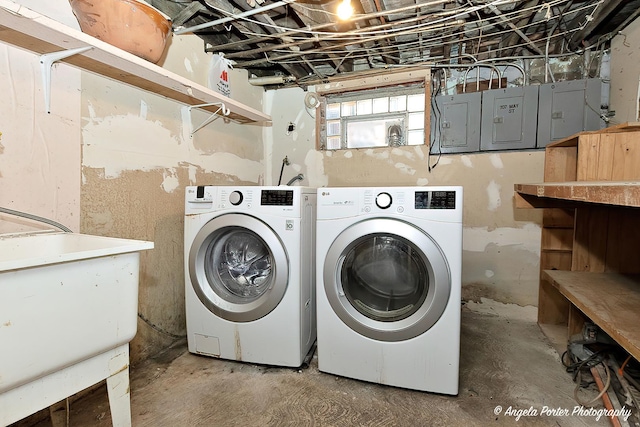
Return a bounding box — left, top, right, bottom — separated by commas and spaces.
148, 0, 640, 88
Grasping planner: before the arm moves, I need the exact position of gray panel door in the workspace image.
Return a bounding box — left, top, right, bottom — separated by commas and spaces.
537, 78, 605, 148
431, 92, 482, 154
323, 218, 451, 342
480, 86, 538, 151
189, 213, 289, 322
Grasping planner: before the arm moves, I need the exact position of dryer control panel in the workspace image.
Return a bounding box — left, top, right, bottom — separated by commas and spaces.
415, 190, 457, 209
317, 187, 462, 222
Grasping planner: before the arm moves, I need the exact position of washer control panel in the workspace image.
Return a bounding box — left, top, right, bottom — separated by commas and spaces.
261, 189, 294, 206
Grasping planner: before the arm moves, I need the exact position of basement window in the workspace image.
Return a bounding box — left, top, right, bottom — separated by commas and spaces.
319, 84, 426, 150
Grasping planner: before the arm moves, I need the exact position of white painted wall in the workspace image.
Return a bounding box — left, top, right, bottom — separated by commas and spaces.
0, 43, 81, 234
610, 18, 640, 123
11, 0, 79, 29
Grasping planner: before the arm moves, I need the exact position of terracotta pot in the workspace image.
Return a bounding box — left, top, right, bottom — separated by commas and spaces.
69, 0, 172, 64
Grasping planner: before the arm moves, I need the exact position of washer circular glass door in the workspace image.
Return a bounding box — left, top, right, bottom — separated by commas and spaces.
189, 213, 289, 322
323, 218, 450, 342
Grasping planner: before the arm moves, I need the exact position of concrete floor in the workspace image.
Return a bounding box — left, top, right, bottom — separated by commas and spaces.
15, 301, 610, 427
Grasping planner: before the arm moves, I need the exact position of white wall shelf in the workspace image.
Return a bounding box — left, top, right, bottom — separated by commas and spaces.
0, 0, 271, 124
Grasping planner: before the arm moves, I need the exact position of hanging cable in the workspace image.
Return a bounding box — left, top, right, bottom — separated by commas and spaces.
428, 69, 443, 173
234, 11, 597, 71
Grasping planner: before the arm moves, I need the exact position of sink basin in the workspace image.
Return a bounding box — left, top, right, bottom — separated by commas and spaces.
0, 231, 153, 426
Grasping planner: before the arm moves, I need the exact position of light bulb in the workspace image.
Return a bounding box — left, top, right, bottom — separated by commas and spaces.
337, 0, 353, 20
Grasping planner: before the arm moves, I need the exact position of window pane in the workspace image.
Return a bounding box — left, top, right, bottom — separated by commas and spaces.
389, 96, 406, 112
326, 103, 341, 120
407, 93, 425, 112
356, 99, 372, 115
327, 120, 341, 136
408, 112, 424, 130
326, 136, 342, 150
372, 97, 388, 114
346, 120, 388, 148
345, 117, 406, 148
407, 130, 424, 145
322, 86, 426, 150
342, 101, 357, 117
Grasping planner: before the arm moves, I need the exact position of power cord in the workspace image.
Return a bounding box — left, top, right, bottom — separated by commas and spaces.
138, 313, 183, 340
428, 69, 443, 173
562, 348, 611, 407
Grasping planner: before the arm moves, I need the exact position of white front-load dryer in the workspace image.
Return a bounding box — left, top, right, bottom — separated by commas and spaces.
316, 186, 462, 394
185, 185, 316, 367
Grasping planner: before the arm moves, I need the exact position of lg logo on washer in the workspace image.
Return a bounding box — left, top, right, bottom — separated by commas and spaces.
319, 190, 355, 206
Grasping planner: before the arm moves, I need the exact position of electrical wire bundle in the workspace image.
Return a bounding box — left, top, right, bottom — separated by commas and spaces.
562, 340, 640, 425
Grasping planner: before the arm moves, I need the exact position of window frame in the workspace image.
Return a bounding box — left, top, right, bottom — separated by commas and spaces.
315, 71, 431, 151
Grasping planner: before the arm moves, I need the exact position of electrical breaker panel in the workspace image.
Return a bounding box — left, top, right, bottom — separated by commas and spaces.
536, 78, 606, 148
480, 86, 539, 151
431, 92, 481, 154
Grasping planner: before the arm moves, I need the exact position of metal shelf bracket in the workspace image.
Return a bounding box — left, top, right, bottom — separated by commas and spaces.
183, 102, 231, 136
40, 46, 93, 113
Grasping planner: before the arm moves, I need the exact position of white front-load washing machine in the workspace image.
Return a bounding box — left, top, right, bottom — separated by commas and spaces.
316, 186, 462, 394
185, 185, 316, 367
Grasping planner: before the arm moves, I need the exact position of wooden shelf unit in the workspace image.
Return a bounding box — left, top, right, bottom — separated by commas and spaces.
542, 270, 640, 361
515, 122, 640, 357
0, 0, 271, 124
515, 181, 640, 208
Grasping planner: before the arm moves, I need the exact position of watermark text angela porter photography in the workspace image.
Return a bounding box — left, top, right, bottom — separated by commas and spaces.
493, 405, 632, 422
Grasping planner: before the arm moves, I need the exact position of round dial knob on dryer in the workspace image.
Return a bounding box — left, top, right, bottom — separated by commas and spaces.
229, 191, 244, 206
375, 192, 392, 209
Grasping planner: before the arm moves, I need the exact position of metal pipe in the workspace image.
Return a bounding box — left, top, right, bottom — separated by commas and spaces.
249, 75, 296, 86
174, 0, 296, 35
286, 174, 304, 186
583, 48, 590, 79
461, 64, 501, 93
482, 61, 526, 85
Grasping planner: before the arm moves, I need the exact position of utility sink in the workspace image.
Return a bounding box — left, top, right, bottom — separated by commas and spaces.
0, 231, 153, 426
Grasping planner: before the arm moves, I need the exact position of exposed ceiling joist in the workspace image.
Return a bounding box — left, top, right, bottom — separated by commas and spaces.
148, 0, 640, 88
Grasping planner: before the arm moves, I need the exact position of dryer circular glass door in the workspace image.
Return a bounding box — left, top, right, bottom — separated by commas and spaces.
189, 213, 289, 322
323, 218, 450, 342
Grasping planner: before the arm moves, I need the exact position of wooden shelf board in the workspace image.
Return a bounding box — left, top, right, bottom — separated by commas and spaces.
515, 181, 640, 208
542, 270, 640, 361
548, 122, 640, 147
0, 0, 271, 124
538, 323, 568, 356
